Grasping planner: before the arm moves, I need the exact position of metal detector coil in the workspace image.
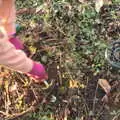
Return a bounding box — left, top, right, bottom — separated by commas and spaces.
105, 40, 120, 69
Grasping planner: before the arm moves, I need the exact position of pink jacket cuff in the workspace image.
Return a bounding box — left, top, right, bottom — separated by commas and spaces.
9, 37, 24, 50
28, 62, 47, 81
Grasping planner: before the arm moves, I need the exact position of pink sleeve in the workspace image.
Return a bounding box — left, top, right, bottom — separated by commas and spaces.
0, 38, 33, 73
0, 0, 34, 73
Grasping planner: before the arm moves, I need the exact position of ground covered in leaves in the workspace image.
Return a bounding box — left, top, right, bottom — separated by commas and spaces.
0, 0, 120, 120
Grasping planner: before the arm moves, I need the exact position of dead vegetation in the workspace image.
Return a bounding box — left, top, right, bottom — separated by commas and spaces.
0, 0, 120, 120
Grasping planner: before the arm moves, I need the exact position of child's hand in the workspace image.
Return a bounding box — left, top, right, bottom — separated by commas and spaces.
27, 62, 48, 83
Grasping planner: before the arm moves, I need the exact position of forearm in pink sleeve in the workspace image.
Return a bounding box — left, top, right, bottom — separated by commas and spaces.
0, 40, 33, 73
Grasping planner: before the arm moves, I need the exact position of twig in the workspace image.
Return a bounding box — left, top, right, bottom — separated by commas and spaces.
4, 80, 11, 115
58, 51, 62, 85
6, 102, 36, 120
17, 8, 45, 15
92, 83, 99, 115
30, 86, 39, 101
0, 111, 10, 116
95, 103, 105, 120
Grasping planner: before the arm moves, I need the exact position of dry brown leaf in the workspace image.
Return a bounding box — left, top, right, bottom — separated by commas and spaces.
98, 79, 111, 94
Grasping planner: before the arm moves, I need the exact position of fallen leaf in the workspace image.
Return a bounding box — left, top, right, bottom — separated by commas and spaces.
41, 80, 53, 90
69, 80, 79, 88
69, 80, 85, 89
79, 83, 85, 89
95, 0, 104, 13
50, 95, 57, 103
98, 79, 111, 94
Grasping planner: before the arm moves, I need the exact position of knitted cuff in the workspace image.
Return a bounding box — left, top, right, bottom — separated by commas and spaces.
9, 37, 24, 50
28, 62, 48, 81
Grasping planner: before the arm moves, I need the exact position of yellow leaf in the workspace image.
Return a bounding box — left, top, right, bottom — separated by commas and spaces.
30, 20, 36, 28
95, 0, 104, 13
69, 80, 79, 88
79, 84, 85, 89
69, 80, 86, 89
29, 46, 36, 52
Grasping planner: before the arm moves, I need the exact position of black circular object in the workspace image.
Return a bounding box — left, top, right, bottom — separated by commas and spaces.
105, 40, 120, 69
